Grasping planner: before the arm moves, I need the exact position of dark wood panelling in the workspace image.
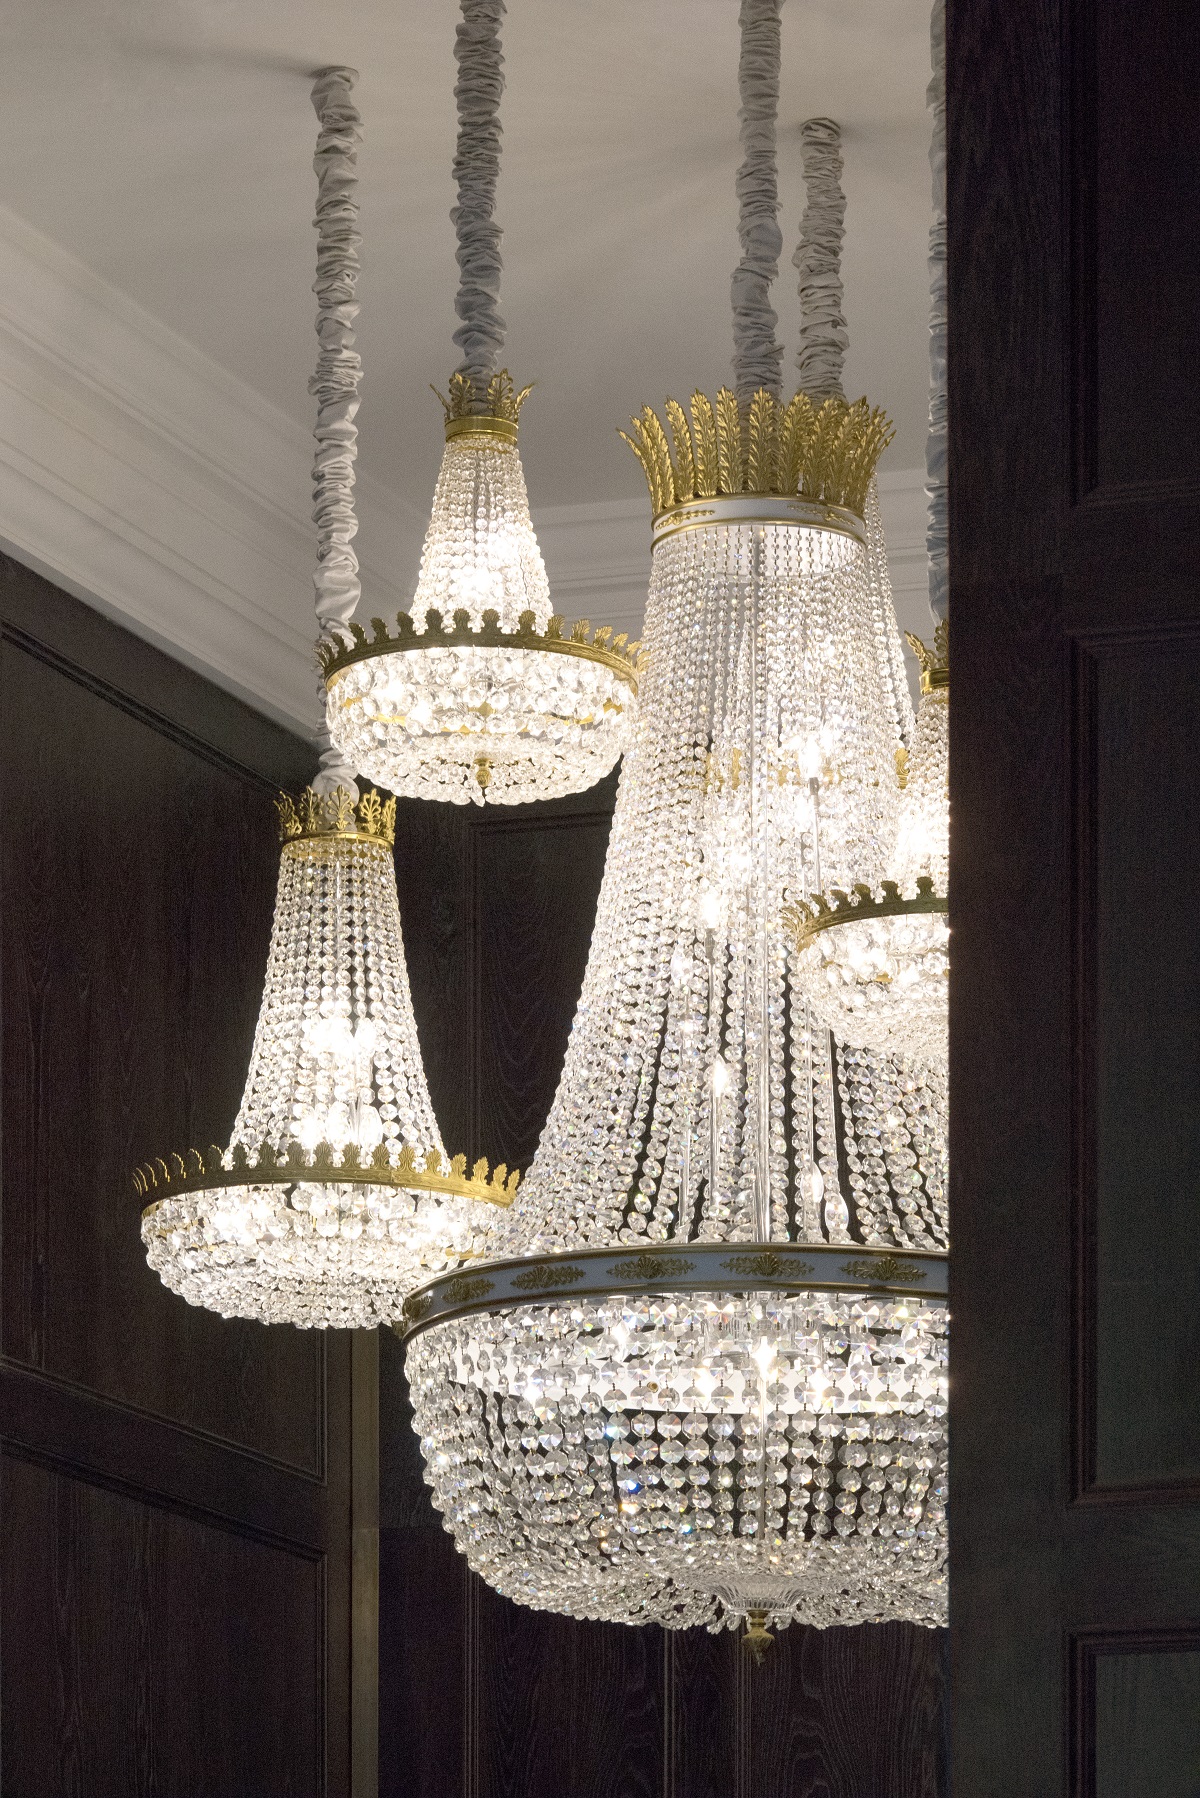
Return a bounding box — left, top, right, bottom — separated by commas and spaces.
1, 634, 322, 1470
1, 1453, 324, 1798
748, 1622, 947, 1798
1072, 1633, 1200, 1798
0, 555, 365, 1795
1076, 634, 1200, 1493
473, 1592, 664, 1798
1081, 6, 1200, 500
471, 810, 611, 1170
950, 0, 1200, 1788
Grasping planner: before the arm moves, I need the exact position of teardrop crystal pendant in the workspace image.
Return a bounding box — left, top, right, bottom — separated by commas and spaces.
321, 376, 639, 806
400, 388, 948, 1639
139, 789, 516, 1328
788, 620, 949, 1067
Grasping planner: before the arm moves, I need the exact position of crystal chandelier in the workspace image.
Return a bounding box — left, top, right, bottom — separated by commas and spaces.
138, 73, 513, 1329
320, 0, 637, 806
787, 622, 949, 1067
139, 788, 517, 1327
400, 10, 947, 1651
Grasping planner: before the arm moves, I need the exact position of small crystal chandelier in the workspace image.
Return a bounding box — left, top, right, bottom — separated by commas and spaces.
320, 0, 638, 806
787, 622, 949, 1067
138, 72, 513, 1328
399, 5, 947, 1651
139, 789, 517, 1327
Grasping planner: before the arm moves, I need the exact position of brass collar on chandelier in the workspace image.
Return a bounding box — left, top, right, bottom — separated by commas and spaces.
905, 619, 949, 695
650, 492, 866, 549
276, 786, 397, 848
433, 368, 532, 446
318, 607, 645, 695
783, 876, 948, 950
396, 1239, 949, 1340
621, 386, 895, 527
135, 1139, 520, 1213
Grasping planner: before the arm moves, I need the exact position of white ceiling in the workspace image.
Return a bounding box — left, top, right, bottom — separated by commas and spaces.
0, 0, 936, 730
4, 0, 932, 501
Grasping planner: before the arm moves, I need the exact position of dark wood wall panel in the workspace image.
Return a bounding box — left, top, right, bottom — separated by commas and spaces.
1086, 3, 1200, 497
1, 636, 322, 1471
472, 1593, 664, 1798
471, 810, 611, 1170
1, 1452, 324, 1798
1079, 634, 1200, 1492
0, 554, 367, 1796
950, 0, 1200, 1787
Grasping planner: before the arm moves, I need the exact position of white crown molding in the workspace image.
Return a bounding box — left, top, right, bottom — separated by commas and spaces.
0, 201, 934, 730
0, 201, 420, 737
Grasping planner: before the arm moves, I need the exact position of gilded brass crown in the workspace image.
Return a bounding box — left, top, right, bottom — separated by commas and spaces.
135, 1139, 520, 1211
432, 369, 534, 443
621, 387, 894, 522
904, 618, 949, 694
783, 876, 947, 950
276, 786, 397, 848
318, 607, 644, 693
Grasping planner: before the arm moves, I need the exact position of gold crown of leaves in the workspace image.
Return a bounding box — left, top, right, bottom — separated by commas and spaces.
904, 618, 949, 693
431, 369, 534, 440
317, 606, 644, 692
783, 876, 947, 950
276, 787, 397, 848
621, 387, 894, 522
135, 1139, 519, 1211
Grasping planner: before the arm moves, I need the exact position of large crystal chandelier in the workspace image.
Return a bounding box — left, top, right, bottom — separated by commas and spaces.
138, 73, 513, 1329
400, 7, 948, 1652
320, 0, 637, 806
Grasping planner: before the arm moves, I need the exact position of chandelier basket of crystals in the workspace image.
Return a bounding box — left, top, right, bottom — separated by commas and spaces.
318, 0, 640, 806
138, 70, 517, 1330
786, 5, 950, 1070
400, 0, 948, 1654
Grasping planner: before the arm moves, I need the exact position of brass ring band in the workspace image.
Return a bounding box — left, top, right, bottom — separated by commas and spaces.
444, 415, 519, 445
651, 493, 866, 550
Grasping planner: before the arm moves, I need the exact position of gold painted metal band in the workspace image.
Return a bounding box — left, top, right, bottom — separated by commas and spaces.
920, 668, 950, 695
651, 493, 866, 549
444, 414, 519, 445
784, 879, 948, 950
324, 628, 641, 695
135, 1141, 519, 1211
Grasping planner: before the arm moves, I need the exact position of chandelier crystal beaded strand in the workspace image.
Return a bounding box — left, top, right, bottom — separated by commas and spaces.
401, 3, 947, 1652
138, 72, 516, 1329
320, 0, 638, 806
787, 24, 950, 1069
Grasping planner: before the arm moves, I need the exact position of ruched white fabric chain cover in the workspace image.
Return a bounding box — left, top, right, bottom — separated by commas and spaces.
142, 821, 494, 1328
405, 512, 948, 1634
324, 428, 634, 805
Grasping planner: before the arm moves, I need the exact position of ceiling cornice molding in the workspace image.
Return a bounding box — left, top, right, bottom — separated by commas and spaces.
0, 204, 932, 725
0, 202, 418, 734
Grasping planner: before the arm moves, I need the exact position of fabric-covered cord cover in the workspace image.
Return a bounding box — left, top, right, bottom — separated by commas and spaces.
451, 0, 507, 384
731, 0, 784, 402
794, 117, 848, 398
309, 66, 363, 795
925, 0, 948, 622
